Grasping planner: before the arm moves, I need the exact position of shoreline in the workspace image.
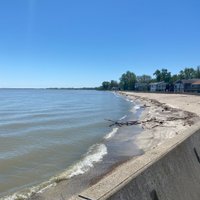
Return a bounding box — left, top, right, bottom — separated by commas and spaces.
27, 95, 143, 200
69, 92, 200, 200
1, 92, 143, 200
2, 92, 200, 200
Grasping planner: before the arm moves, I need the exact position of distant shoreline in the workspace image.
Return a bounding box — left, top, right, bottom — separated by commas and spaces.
0, 88, 97, 90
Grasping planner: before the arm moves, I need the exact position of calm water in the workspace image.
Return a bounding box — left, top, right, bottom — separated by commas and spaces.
0, 89, 142, 199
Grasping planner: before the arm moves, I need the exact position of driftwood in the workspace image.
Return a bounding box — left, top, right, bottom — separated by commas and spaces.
105, 114, 194, 128
105, 117, 163, 127
166, 116, 188, 121
140, 105, 150, 109
105, 119, 141, 127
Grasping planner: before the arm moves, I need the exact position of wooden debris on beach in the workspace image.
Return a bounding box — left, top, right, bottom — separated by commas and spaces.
140, 104, 150, 108
105, 118, 163, 128
105, 113, 195, 128
105, 119, 141, 127
117, 93, 198, 129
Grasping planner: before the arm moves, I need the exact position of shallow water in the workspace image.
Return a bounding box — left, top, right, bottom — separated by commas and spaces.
0, 89, 143, 198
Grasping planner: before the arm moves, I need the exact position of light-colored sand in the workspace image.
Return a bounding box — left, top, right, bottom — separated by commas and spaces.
120, 92, 200, 152
124, 92, 200, 116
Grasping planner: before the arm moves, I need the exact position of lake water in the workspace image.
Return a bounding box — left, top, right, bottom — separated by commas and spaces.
0, 89, 143, 199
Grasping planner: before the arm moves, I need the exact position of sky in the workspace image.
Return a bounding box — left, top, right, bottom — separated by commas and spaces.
0, 0, 200, 88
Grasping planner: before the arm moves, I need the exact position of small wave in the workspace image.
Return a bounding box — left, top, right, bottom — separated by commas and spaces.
125, 98, 133, 103
104, 128, 118, 139
130, 105, 141, 113
2, 144, 107, 200
2, 182, 56, 200
37, 183, 56, 194
3, 193, 27, 200
134, 105, 140, 110
112, 92, 121, 98
55, 143, 107, 180
119, 115, 127, 120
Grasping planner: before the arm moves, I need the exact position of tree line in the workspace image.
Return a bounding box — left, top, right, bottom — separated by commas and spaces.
98, 66, 200, 91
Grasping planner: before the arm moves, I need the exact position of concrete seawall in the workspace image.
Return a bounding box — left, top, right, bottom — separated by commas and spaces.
74, 123, 200, 200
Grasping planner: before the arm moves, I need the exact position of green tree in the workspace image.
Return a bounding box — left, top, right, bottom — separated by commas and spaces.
110, 80, 119, 89
153, 69, 162, 82
178, 70, 185, 80
170, 74, 179, 83
178, 68, 196, 79
119, 71, 136, 90
136, 75, 152, 83
162, 69, 171, 83
153, 68, 171, 83
195, 66, 200, 78
101, 81, 111, 90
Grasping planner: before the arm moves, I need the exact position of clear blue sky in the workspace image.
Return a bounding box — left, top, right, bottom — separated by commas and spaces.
0, 0, 200, 88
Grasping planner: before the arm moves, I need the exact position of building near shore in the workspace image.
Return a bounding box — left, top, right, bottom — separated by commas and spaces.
149, 82, 157, 92
135, 82, 149, 91
191, 80, 200, 92
150, 82, 167, 92
111, 87, 120, 91
174, 79, 200, 92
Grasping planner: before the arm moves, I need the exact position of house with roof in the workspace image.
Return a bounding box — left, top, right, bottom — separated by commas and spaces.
174, 79, 200, 92
191, 80, 200, 92
135, 82, 149, 91
149, 82, 157, 92
150, 82, 167, 92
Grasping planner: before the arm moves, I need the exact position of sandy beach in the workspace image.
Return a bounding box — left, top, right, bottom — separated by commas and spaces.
123, 92, 200, 116
120, 92, 200, 152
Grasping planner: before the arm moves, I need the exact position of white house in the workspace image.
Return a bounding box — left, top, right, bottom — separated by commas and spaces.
135, 82, 149, 91
150, 82, 167, 92
149, 83, 157, 92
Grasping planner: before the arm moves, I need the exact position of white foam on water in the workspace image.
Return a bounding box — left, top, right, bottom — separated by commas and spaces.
37, 183, 56, 194
125, 98, 134, 103
69, 143, 107, 178
2, 182, 56, 200
130, 104, 141, 113
119, 115, 127, 120
134, 105, 140, 110
55, 143, 107, 180
112, 92, 121, 98
104, 127, 118, 139
2, 193, 27, 200
2, 144, 107, 200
